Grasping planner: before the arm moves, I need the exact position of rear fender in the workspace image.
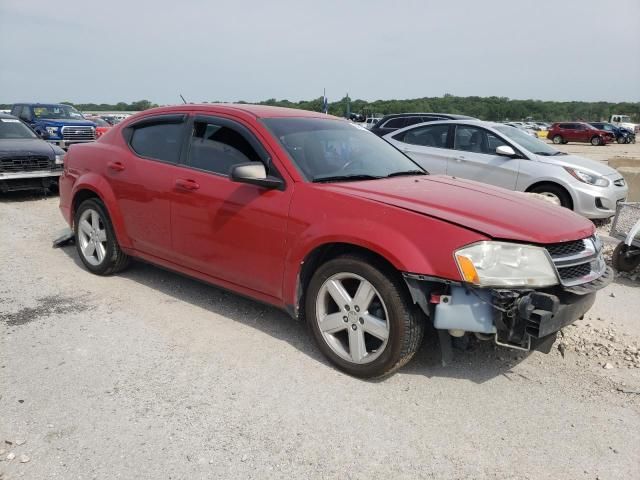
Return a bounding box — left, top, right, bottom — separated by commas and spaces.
71, 173, 132, 249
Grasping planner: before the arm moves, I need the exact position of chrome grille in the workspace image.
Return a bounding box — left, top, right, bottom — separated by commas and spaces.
545, 236, 606, 287
61, 125, 95, 142
558, 263, 591, 280
0, 156, 51, 173
545, 240, 585, 257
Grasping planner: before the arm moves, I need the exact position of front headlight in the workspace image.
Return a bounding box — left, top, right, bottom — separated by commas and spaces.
564, 167, 610, 187
454, 241, 558, 287
55, 154, 64, 165
46, 126, 60, 137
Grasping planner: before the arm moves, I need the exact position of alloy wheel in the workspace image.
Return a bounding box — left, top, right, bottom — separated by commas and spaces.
77, 208, 108, 266
315, 273, 390, 364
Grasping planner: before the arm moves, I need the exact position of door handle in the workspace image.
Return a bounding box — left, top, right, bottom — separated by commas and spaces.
107, 161, 125, 172
175, 178, 200, 191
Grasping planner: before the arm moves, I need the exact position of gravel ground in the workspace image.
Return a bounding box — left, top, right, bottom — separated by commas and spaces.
1, 195, 639, 480
544, 137, 639, 163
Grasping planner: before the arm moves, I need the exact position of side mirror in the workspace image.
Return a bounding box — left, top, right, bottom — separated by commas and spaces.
38, 130, 50, 139
496, 145, 516, 157
229, 163, 283, 190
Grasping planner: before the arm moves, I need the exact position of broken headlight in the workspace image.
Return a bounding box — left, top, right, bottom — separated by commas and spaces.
454, 241, 558, 288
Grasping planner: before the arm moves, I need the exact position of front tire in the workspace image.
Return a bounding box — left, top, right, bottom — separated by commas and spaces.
591, 136, 602, 146
305, 255, 424, 378
74, 198, 130, 275
529, 183, 573, 209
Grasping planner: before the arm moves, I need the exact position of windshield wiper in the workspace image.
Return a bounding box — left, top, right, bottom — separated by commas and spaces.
312, 174, 383, 183
386, 170, 427, 178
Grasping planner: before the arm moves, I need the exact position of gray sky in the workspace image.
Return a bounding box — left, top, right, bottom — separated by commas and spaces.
1, 0, 639, 105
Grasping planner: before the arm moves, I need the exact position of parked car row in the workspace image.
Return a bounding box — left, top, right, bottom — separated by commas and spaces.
57, 103, 615, 377
0, 103, 121, 192
0, 112, 65, 192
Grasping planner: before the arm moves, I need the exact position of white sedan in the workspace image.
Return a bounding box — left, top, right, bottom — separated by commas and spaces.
384, 120, 628, 219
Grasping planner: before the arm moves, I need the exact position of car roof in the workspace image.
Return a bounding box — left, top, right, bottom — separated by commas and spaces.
380, 112, 474, 120
136, 103, 334, 120
382, 119, 501, 134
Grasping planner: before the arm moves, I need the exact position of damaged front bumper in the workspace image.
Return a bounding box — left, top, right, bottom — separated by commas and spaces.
404, 266, 614, 353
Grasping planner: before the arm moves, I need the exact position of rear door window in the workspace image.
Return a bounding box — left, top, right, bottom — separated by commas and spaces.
394, 124, 449, 148
129, 119, 186, 163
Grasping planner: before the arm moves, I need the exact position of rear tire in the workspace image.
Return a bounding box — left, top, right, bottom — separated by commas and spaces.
590, 136, 602, 146
617, 136, 626, 144
552, 135, 564, 144
612, 243, 640, 272
74, 198, 130, 275
529, 183, 573, 209
305, 254, 424, 378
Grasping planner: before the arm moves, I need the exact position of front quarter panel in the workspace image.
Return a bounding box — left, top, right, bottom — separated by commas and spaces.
282, 183, 488, 305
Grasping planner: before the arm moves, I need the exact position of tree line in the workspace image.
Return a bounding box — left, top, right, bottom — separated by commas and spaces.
2, 96, 638, 122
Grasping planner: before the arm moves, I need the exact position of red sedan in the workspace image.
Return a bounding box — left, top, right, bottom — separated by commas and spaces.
548, 122, 614, 146
59, 104, 611, 377
85, 116, 112, 138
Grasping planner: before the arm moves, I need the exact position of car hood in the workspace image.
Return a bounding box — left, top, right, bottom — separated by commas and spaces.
37, 118, 96, 127
534, 153, 621, 177
322, 175, 594, 244
0, 138, 57, 157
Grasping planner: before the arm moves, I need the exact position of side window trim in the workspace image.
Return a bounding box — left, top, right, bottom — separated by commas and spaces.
124, 114, 189, 164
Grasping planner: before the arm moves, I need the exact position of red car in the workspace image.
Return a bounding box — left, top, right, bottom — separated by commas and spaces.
85, 116, 112, 138
58, 105, 612, 377
548, 122, 614, 146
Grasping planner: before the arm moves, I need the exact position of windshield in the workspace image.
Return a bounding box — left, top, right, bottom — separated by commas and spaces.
494, 125, 560, 156
0, 118, 38, 139
263, 117, 426, 182
33, 105, 85, 120
618, 116, 631, 123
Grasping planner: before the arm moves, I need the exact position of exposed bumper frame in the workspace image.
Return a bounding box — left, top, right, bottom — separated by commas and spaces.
403, 266, 613, 353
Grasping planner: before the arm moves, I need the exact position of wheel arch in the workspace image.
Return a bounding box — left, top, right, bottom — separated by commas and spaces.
70, 174, 132, 248
288, 241, 411, 320
525, 180, 575, 210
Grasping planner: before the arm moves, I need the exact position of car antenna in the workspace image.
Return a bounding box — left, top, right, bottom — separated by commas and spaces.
179, 94, 187, 104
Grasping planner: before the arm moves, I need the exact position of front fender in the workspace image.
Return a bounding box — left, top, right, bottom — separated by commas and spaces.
281, 187, 487, 307
71, 172, 133, 249
520, 174, 578, 207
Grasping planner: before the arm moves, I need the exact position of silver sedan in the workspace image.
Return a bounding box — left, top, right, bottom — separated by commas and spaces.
384, 120, 628, 219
